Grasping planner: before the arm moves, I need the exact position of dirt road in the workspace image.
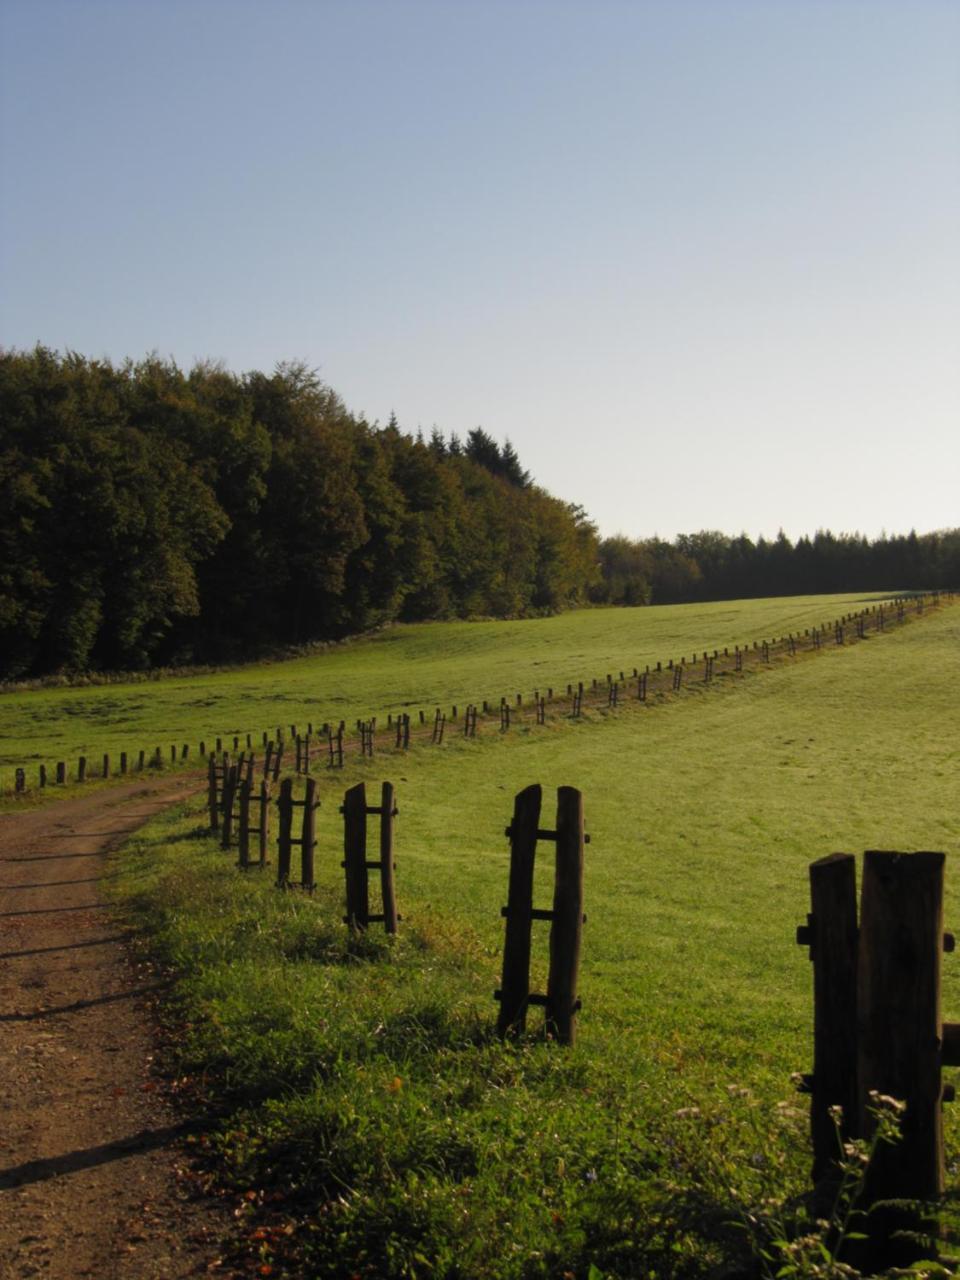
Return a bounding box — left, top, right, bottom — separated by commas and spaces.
0, 778, 229, 1279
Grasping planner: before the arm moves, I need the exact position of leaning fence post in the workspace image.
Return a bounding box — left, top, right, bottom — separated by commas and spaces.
546, 787, 585, 1046
496, 784, 542, 1037
796, 853, 860, 1184
856, 850, 946, 1267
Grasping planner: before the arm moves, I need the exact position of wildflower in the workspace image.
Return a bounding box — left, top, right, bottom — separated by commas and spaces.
868, 1090, 906, 1115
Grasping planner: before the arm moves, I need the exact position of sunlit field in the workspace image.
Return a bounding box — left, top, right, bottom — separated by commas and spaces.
104, 599, 960, 1278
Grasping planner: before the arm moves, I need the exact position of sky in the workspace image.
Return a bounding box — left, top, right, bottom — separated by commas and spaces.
1, 0, 957, 543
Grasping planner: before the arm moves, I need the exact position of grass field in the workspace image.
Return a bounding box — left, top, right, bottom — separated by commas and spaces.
90, 597, 960, 1278
1, 592, 903, 776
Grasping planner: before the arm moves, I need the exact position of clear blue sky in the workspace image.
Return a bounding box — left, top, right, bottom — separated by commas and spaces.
2, 0, 957, 542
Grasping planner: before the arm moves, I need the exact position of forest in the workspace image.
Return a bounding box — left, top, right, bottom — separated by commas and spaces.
1, 346, 956, 680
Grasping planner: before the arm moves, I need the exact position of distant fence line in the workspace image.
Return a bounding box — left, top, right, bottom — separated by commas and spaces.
3, 591, 952, 797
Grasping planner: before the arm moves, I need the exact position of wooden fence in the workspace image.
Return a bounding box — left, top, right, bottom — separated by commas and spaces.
495, 784, 587, 1046
3, 591, 954, 797
796, 849, 958, 1269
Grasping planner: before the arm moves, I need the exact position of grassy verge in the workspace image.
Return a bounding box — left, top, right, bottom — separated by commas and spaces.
107, 605, 960, 1277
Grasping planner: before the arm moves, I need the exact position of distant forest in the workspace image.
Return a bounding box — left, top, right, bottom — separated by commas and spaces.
1, 347, 957, 680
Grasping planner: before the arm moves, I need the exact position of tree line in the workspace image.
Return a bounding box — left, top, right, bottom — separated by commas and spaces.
592, 527, 960, 607
0, 348, 598, 678
1, 347, 955, 680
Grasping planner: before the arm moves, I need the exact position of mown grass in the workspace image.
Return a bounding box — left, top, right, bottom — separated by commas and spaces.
106, 603, 960, 1277
2, 592, 890, 777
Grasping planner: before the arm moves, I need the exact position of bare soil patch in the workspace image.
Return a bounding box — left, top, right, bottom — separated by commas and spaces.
0, 777, 232, 1279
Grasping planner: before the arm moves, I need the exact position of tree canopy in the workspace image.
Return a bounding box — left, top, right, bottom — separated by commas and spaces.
0, 347, 599, 678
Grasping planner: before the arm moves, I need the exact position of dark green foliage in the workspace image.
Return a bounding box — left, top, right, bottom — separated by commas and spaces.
593, 526, 960, 606
0, 348, 599, 678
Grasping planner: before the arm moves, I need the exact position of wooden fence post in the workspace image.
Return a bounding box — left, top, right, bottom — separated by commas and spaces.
796, 849, 957, 1269
379, 781, 399, 935
221, 764, 239, 850
56, 761, 66, 784
795, 853, 859, 1184
342, 782, 369, 928
300, 778, 318, 891
256, 779, 270, 866
496, 784, 541, 1037
275, 778, 294, 888
207, 755, 219, 832
237, 777, 252, 868
856, 851, 946, 1267
78, 756, 86, 783
496, 785, 587, 1043
546, 787, 585, 1046
339, 781, 398, 932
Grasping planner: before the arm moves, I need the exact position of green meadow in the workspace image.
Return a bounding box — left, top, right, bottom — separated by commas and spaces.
3, 592, 892, 776
85, 596, 960, 1277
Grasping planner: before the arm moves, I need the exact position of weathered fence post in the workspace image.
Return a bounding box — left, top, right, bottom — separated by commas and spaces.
496, 784, 541, 1037
546, 786, 585, 1046
221, 764, 239, 850
857, 850, 946, 1267
56, 761, 66, 784
796, 849, 957, 1270
338, 781, 398, 931
795, 853, 859, 1184
78, 756, 86, 783
300, 778, 318, 891
342, 782, 369, 928
207, 755, 219, 831
378, 781, 399, 935
276, 777, 294, 888
496, 785, 587, 1044
237, 777, 252, 868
